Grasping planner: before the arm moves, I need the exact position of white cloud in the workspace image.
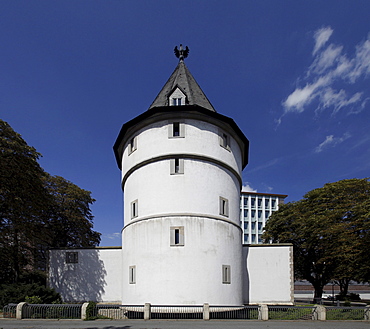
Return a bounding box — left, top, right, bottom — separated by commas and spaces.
242, 183, 257, 192
313, 27, 333, 55
102, 232, 121, 240
314, 133, 351, 153
283, 27, 370, 117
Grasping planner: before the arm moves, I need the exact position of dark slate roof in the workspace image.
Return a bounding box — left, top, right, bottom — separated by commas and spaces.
148, 60, 216, 112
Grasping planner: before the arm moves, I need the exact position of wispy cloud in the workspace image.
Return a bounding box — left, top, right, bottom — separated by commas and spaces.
102, 232, 121, 240
313, 27, 333, 55
314, 132, 351, 153
242, 183, 257, 192
282, 27, 370, 117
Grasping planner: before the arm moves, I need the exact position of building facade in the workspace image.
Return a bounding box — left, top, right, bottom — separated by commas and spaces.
48, 47, 294, 306
240, 192, 287, 244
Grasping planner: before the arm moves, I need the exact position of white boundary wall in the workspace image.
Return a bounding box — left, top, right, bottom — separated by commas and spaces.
48, 247, 122, 303
243, 244, 294, 305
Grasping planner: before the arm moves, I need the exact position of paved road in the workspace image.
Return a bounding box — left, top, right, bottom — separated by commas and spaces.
1, 319, 369, 329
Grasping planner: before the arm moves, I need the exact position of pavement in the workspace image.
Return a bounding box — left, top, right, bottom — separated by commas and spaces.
1, 319, 370, 329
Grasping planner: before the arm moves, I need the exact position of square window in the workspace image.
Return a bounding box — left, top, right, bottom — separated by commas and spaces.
170, 158, 184, 174
222, 265, 231, 284
219, 197, 229, 217
129, 266, 136, 284
170, 226, 184, 246
66, 252, 78, 264
131, 200, 138, 219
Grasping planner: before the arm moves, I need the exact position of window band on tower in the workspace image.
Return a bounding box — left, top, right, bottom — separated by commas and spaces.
168, 121, 185, 138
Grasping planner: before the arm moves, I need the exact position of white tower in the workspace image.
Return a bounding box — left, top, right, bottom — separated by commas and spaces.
113, 46, 249, 305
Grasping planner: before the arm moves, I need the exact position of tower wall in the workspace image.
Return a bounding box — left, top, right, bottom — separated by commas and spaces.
119, 114, 244, 305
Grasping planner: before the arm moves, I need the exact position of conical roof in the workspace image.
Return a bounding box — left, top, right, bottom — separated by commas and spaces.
148, 60, 216, 112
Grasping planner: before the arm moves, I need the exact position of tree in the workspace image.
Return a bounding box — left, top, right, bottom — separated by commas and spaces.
263, 178, 370, 301
44, 174, 101, 249
0, 119, 100, 286
0, 119, 51, 283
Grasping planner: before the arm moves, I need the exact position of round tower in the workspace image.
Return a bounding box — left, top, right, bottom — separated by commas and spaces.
113, 48, 249, 305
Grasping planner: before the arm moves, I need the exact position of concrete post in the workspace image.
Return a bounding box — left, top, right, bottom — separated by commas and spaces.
258, 304, 268, 321
81, 302, 89, 320
16, 302, 27, 320
365, 305, 370, 321
203, 303, 210, 320
313, 305, 326, 321
144, 303, 151, 320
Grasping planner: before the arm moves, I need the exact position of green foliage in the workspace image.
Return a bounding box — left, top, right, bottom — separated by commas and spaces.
0, 283, 61, 308
263, 178, 370, 300
25, 295, 42, 304
0, 119, 100, 285
85, 301, 97, 320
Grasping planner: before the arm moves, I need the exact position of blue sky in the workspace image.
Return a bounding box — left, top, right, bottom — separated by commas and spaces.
1, 1, 370, 246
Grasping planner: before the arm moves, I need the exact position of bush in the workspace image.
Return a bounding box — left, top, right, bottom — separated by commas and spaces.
0, 283, 61, 308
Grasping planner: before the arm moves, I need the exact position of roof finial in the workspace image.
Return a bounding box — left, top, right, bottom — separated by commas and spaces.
174, 44, 189, 61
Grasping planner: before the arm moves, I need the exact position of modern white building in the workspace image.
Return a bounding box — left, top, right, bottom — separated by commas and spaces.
240, 192, 287, 244
49, 46, 294, 306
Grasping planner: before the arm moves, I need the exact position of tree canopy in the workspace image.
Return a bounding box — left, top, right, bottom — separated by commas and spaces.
263, 178, 370, 300
0, 119, 100, 285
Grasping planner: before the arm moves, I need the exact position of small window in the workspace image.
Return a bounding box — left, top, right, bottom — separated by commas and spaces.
170, 226, 184, 246
222, 265, 231, 284
172, 98, 182, 106
258, 210, 262, 219
258, 198, 262, 208
66, 252, 78, 264
265, 199, 270, 208
266, 211, 270, 218
244, 222, 248, 230
219, 131, 230, 150
129, 265, 136, 284
258, 222, 263, 231
272, 199, 276, 209
129, 136, 137, 154
243, 197, 248, 206
170, 158, 184, 174
219, 197, 229, 217
244, 234, 249, 244
251, 198, 256, 208
243, 209, 248, 218
168, 121, 184, 138
251, 222, 256, 231
131, 200, 138, 219
251, 210, 256, 218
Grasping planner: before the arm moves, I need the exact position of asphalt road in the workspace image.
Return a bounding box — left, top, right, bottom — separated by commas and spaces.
1, 319, 370, 329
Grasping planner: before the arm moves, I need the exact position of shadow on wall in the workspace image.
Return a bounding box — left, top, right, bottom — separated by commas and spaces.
242, 246, 250, 304
49, 249, 107, 302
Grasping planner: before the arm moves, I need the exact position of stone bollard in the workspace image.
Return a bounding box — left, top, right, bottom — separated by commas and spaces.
258, 304, 268, 320
313, 304, 326, 321
81, 302, 89, 320
16, 302, 27, 320
203, 303, 210, 320
365, 305, 370, 321
144, 303, 151, 320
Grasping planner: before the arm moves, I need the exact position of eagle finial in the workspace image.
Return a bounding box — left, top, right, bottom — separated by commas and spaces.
174, 44, 189, 61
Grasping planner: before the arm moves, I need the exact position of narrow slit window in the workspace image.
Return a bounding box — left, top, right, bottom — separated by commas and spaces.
131, 200, 138, 219
129, 136, 137, 154
129, 265, 136, 284
169, 121, 184, 138
222, 265, 231, 284
170, 158, 184, 175
170, 226, 184, 246
219, 197, 229, 217
219, 130, 230, 150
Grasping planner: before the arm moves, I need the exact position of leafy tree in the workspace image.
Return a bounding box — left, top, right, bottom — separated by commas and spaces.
0, 119, 51, 283
263, 178, 370, 301
44, 174, 101, 249
0, 119, 100, 288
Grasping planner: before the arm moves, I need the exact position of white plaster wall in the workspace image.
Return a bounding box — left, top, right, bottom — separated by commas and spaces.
122, 216, 243, 305
124, 159, 240, 225
121, 119, 243, 180
49, 248, 122, 303
242, 245, 294, 305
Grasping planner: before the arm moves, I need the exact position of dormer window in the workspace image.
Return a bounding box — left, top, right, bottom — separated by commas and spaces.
172, 98, 182, 106
169, 87, 186, 106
